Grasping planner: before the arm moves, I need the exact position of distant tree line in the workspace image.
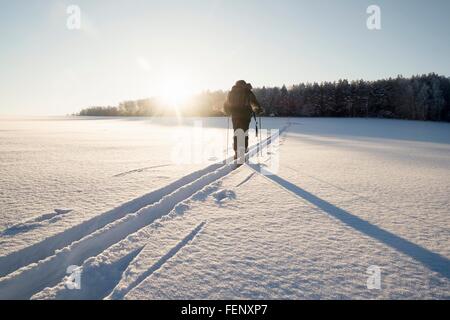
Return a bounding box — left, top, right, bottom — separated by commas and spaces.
78, 73, 450, 122
77, 92, 227, 117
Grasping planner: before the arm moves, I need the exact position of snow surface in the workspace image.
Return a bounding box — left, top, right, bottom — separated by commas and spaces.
0, 117, 449, 299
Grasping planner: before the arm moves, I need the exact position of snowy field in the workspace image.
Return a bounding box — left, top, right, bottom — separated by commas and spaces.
0, 116, 449, 299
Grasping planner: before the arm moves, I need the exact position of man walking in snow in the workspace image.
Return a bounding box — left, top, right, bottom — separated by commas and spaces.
224, 80, 264, 162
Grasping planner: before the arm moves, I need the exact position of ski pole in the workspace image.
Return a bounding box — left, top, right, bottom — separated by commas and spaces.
259, 116, 262, 156
253, 112, 259, 156
253, 112, 258, 137
226, 116, 230, 161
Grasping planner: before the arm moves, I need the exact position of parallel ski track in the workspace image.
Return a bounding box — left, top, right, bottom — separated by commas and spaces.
0, 163, 223, 277
107, 221, 206, 300
0, 125, 289, 299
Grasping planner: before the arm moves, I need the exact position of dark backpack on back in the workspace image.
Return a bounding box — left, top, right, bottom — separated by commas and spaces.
227, 87, 252, 118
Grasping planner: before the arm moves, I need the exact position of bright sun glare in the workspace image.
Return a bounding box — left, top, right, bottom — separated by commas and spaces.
159, 74, 194, 109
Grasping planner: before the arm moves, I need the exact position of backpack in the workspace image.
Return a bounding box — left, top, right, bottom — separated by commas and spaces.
227, 86, 252, 118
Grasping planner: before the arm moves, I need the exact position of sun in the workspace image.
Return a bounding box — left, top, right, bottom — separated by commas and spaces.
159, 74, 194, 109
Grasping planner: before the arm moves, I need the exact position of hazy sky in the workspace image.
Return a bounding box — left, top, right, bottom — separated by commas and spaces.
1, 0, 449, 115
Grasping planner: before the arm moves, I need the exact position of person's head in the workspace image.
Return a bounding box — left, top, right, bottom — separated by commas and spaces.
235, 80, 247, 88
247, 83, 253, 90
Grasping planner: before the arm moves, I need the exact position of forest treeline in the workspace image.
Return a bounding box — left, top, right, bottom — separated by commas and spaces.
78, 73, 450, 122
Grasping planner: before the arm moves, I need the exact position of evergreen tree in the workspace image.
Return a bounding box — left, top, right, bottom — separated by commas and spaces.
78, 74, 450, 122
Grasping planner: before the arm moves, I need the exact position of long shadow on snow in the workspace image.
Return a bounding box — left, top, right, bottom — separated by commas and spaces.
248, 164, 450, 280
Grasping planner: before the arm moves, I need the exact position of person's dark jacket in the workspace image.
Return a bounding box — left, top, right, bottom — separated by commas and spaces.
223, 85, 263, 119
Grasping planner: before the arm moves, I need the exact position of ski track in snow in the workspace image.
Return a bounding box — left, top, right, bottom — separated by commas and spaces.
0, 164, 234, 299
107, 221, 206, 300
235, 172, 256, 188
0, 163, 223, 278
1, 209, 73, 236
33, 246, 147, 300
113, 164, 171, 178
2, 119, 449, 299
32, 186, 218, 300
0, 126, 287, 300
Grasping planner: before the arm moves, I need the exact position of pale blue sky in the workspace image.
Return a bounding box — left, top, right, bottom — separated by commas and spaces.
0, 0, 449, 115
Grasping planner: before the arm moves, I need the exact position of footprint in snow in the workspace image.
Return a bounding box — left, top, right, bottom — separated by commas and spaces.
174, 203, 190, 215
212, 189, 236, 203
